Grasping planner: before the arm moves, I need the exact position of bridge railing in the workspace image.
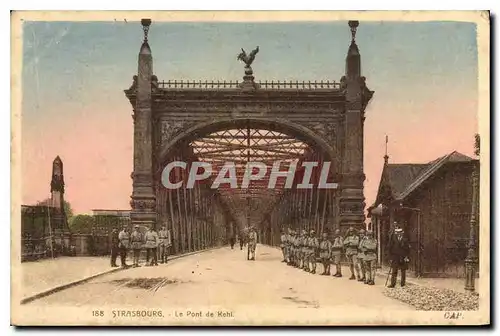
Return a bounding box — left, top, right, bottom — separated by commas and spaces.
157, 80, 341, 90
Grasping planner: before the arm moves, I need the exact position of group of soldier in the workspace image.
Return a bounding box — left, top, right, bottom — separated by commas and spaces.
280, 226, 378, 285
110, 224, 172, 268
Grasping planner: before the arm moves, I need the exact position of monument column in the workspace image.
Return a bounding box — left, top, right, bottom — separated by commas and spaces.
130, 19, 156, 229
339, 21, 373, 230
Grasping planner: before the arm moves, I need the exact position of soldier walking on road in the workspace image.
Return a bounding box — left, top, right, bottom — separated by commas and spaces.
144, 226, 159, 266
109, 228, 119, 267
307, 230, 319, 274
343, 227, 360, 280
130, 225, 143, 267
357, 228, 367, 282
118, 225, 130, 268
239, 231, 246, 250
387, 227, 410, 288
319, 232, 332, 275
331, 229, 343, 277
247, 226, 258, 261
229, 232, 236, 249
360, 230, 378, 285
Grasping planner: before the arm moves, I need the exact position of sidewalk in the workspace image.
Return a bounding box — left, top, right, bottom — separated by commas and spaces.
21, 256, 115, 302
19, 247, 222, 304
376, 266, 478, 293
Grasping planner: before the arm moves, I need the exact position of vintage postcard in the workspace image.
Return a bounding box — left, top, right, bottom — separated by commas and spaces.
11, 10, 490, 326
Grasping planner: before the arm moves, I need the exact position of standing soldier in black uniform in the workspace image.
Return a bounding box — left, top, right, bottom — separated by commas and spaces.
88, 229, 96, 256
109, 228, 119, 267
239, 231, 246, 250
331, 229, 343, 277
387, 228, 410, 288
343, 227, 360, 280
229, 232, 236, 249
319, 232, 332, 275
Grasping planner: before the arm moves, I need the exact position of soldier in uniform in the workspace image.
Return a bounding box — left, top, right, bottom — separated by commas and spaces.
356, 228, 367, 282
118, 225, 130, 268
343, 227, 360, 280
307, 230, 319, 274
280, 229, 287, 262
109, 228, 119, 267
360, 230, 378, 285
130, 225, 143, 267
157, 226, 168, 264
239, 231, 246, 250
288, 230, 297, 266
294, 230, 300, 268
247, 226, 258, 261
286, 228, 292, 262
297, 230, 305, 270
144, 226, 159, 266
302, 230, 310, 272
229, 232, 236, 249
319, 232, 332, 275
331, 229, 343, 277
387, 228, 410, 288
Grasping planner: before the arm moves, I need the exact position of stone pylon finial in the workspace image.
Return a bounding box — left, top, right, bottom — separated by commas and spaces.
141, 18, 152, 42
348, 20, 359, 42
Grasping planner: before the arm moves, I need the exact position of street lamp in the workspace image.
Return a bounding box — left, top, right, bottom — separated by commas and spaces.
465, 160, 479, 292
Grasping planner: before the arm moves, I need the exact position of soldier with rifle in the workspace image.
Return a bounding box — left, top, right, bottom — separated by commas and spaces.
343, 227, 360, 280
331, 229, 344, 277
319, 232, 332, 275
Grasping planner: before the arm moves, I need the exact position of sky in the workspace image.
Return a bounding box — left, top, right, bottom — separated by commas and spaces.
21, 20, 479, 214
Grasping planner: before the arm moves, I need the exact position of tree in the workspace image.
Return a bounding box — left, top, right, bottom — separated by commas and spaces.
69, 215, 95, 234
63, 201, 74, 224
474, 134, 480, 156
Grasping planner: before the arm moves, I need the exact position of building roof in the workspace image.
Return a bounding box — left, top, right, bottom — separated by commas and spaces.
374, 151, 473, 206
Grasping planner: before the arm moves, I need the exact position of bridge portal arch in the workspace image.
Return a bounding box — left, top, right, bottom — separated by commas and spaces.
124, 19, 373, 245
